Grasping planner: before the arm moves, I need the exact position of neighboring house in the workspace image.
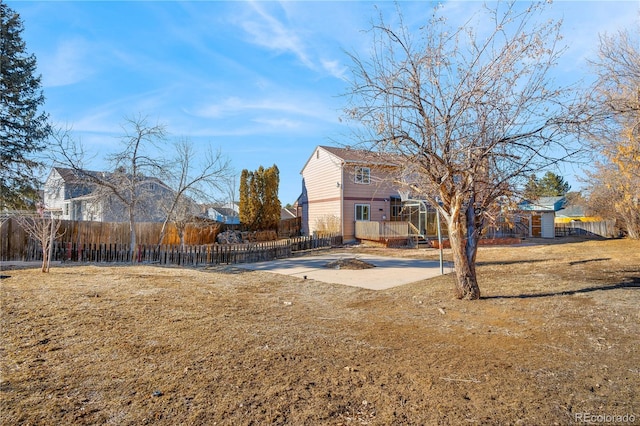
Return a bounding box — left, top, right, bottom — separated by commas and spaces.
299, 145, 404, 241
554, 204, 603, 223
517, 196, 566, 238
281, 206, 297, 220
205, 205, 240, 225
43, 167, 177, 223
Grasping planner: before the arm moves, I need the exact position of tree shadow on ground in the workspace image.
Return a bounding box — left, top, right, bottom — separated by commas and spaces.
201, 265, 253, 275
518, 235, 610, 246
482, 277, 640, 300
477, 259, 549, 267
568, 258, 610, 265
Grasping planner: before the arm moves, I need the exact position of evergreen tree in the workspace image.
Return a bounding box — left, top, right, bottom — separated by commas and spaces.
262, 165, 281, 230
537, 172, 571, 197
238, 164, 281, 231
0, 3, 50, 209
523, 172, 570, 199
238, 169, 250, 225
522, 174, 540, 200
249, 167, 262, 228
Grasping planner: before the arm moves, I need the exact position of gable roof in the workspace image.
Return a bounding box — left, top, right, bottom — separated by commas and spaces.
320, 145, 399, 165
208, 206, 237, 217
301, 145, 400, 174
281, 207, 297, 219
50, 167, 168, 188
50, 167, 100, 183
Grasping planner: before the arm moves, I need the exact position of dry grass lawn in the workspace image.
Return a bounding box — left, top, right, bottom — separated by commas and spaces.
1, 237, 639, 425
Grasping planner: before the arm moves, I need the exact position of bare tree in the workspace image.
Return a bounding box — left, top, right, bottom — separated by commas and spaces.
585, 28, 640, 238
224, 175, 239, 216
345, 2, 588, 299
15, 207, 64, 272
157, 139, 233, 248
53, 115, 168, 258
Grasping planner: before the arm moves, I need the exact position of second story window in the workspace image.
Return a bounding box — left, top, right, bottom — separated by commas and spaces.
354, 167, 370, 184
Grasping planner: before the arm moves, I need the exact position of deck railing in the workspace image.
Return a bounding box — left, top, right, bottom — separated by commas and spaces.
355, 221, 411, 241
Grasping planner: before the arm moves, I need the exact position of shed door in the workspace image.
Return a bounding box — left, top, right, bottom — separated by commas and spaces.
541, 212, 555, 238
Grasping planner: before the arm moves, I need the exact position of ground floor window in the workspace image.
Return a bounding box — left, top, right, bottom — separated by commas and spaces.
355, 204, 370, 221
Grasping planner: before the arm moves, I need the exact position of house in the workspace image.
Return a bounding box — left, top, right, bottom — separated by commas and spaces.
299, 145, 404, 241
554, 203, 602, 223
517, 196, 566, 238
43, 167, 178, 223
204, 204, 240, 225
280, 206, 297, 220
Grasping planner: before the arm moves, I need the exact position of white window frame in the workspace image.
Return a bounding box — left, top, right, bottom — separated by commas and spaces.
354, 167, 371, 184
355, 204, 370, 221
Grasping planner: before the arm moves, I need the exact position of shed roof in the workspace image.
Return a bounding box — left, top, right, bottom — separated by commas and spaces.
518, 196, 566, 212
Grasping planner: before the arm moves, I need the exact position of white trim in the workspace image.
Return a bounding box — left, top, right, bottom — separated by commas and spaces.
354, 166, 371, 184
355, 203, 370, 221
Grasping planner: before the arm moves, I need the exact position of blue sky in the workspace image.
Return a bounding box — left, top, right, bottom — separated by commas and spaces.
10, 1, 639, 204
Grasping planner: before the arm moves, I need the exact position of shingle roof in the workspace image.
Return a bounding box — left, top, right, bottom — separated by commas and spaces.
210, 207, 237, 217
281, 207, 297, 219
53, 167, 99, 183
319, 145, 399, 166
52, 167, 166, 187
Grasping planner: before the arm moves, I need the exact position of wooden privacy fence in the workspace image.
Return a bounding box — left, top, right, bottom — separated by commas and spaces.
1, 217, 304, 261
555, 220, 617, 238
278, 217, 302, 238
1, 218, 223, 260
16, 234, 343, 267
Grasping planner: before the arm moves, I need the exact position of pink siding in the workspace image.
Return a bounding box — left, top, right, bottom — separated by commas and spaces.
301, 146, 401, 241
300, 147, 342, 236
341, 165, 399, 240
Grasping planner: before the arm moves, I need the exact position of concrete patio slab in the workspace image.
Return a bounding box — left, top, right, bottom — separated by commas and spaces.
235, 252, 453, 290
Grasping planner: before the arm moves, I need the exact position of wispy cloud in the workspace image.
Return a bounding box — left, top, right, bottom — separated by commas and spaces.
252, 117, 302, 130
191, 94, 336, 122
40, 37, 94, 87
557, 1, 639, 72
320, 58, 348, 80
238, 2, 314, 70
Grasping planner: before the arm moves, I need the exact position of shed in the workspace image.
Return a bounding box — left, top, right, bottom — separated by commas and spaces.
517, 197, 566, 238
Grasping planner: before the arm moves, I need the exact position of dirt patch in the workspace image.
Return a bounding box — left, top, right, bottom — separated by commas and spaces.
1, 238, 639, 425
325, 258, 376, 270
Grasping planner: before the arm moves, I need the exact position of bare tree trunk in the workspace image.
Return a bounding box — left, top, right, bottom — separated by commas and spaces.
157, 218, 170, 248
41, 241, 49, 273
45, 215, 55, 273
448, 216, 481, 300
129, 207, 137, 263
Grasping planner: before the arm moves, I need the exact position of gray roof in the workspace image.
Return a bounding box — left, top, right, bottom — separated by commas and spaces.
518, 196, 566, 212
319, 145, 400, 166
